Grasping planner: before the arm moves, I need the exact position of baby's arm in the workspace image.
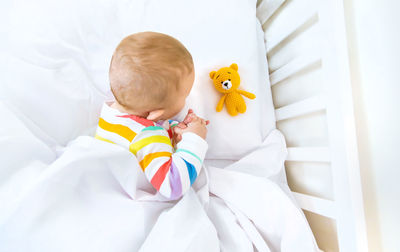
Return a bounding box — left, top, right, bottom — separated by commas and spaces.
130, 126, 208, 200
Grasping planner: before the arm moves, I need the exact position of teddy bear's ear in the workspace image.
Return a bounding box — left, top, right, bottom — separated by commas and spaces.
209, 71, 216, 79
230, 63, 238, 71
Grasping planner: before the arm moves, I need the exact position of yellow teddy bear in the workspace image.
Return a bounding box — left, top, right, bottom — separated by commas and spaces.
209, 63, 256, 116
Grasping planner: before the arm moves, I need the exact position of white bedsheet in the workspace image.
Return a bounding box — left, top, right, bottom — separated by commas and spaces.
0, 102, 318, 252
0, 0, 276, 160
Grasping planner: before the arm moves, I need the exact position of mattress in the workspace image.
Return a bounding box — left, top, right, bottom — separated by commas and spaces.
0, 0, 276, 161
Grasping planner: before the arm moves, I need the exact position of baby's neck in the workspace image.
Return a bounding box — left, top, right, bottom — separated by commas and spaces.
110, 102, 149, 118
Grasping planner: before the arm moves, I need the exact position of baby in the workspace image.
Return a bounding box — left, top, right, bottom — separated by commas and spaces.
95, 32, 209, 200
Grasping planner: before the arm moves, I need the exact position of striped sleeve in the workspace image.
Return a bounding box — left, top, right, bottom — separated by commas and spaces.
95, 117, 140, 147
130, 127, 208, 200
157, 120, 180, 146
167, 120, 180, 147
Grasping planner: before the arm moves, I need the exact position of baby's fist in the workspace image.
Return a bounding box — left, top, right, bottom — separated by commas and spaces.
174, 116, 208, 140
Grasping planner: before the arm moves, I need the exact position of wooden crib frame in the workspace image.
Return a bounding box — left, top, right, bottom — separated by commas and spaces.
257, 0, 368, 251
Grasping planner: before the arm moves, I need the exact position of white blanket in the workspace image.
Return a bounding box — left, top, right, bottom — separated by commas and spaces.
0, 103, 318, 252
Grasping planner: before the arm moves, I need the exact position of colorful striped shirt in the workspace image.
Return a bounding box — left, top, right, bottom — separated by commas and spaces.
94, 103, 208, 200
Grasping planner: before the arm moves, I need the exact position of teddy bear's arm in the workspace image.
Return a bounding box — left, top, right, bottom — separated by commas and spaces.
237, 90, 256, 99
216, 94, 227, 112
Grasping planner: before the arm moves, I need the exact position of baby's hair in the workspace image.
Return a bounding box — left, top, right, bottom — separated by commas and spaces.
109, 32, 194, 112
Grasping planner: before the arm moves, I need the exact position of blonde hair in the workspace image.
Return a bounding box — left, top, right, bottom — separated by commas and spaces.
109, 32, 194, 112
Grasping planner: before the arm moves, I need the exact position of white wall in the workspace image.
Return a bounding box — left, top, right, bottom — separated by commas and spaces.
344, 0, 400, 251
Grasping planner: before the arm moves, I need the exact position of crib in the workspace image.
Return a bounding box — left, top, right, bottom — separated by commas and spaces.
257, 0, 367, 251
0, 0, 369, 251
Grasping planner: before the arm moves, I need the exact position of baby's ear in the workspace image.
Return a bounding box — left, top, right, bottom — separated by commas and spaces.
209, 71, 216, 79
230, 63, 238, 71
146, 109, 165, 121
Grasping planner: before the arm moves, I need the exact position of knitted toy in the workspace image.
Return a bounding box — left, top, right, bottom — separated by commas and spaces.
209, 63, 256, 116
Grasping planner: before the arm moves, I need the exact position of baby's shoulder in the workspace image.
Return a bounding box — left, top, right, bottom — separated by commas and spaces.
134, 120, 177, 141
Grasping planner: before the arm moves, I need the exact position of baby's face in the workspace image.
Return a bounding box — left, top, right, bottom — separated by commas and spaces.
161, 70, 195, 120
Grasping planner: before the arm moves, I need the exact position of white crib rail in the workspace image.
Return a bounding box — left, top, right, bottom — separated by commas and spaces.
257, 0, 368, 251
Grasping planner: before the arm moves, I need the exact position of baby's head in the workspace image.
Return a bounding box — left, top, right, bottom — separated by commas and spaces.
109, 32, 194, 121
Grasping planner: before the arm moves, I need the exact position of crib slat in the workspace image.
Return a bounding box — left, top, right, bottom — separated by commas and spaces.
266, 12, 317, 53
275, 95, 325, 121
256, 0, 285, 25
292, 192, 336, 219
264, 0, 319, 53
270, 52, 321, 86
287, 147, 330, 162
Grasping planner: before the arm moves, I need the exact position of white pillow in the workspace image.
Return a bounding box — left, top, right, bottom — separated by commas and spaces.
1, 0, 276, 160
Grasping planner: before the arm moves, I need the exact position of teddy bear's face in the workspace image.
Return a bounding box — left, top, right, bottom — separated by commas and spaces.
210, 65, 240, 94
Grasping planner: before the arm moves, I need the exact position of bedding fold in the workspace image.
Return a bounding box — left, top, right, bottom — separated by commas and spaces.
0, 105, 318, 251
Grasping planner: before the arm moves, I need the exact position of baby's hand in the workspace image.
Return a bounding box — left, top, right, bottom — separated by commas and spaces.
174, 116, 208, 140
173, 109, 209, 140
182, 109, 210, 126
